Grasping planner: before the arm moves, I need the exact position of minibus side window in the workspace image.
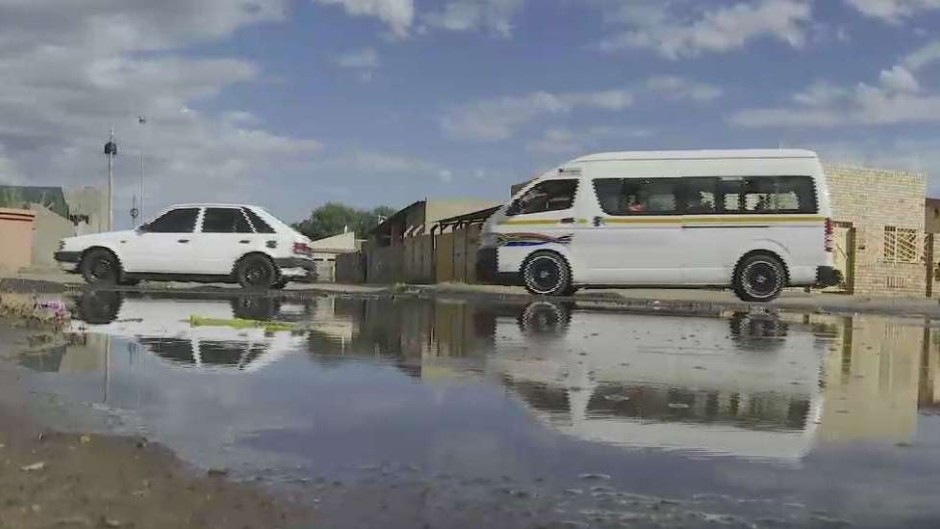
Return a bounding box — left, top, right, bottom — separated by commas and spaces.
594, 178, 680, 216
718, 176, 817, 214
683, 178, 719, 214
507, 180, 579, 216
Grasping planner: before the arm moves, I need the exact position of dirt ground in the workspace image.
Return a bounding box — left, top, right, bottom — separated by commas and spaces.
0, 319, 313, 529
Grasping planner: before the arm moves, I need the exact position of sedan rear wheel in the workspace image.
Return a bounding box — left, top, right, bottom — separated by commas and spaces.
236, 255, 278, 290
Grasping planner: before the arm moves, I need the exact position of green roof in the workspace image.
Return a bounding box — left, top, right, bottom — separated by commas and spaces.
0, 186, 69, 219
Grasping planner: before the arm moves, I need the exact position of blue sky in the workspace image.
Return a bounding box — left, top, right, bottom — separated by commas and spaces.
1, 0, 939, 226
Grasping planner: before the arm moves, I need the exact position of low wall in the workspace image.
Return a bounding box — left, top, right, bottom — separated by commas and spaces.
336, 253, 365, 284
339, 226, 485, 286
30, 204, 75, 268
367, 245, 404, 284
0, 208, 36, 272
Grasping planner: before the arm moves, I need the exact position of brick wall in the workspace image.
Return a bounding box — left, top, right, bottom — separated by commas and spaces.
825, 164, 927, 297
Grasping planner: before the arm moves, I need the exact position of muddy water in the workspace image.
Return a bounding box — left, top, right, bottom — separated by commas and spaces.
13, 290, 940, 528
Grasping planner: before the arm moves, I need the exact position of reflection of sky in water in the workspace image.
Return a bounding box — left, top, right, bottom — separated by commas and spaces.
15, 292, 940, 526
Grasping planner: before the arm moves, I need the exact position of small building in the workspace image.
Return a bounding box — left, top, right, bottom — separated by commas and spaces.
433, 206, 501, 284
825, 165, 927, 296
344, 199, 500, 284
309, 231, 360, 282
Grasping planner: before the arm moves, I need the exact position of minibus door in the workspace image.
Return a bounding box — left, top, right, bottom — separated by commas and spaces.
580, 178, 684, 285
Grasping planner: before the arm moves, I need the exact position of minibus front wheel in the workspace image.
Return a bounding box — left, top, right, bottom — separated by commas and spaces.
522, 251, 574, 297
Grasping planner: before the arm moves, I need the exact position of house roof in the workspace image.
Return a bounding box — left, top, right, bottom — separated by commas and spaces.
434, 205, 501, 229
371, 200, 426, 236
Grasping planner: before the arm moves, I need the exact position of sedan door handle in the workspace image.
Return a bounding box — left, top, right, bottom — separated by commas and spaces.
560, 217, 576, 224
177, 239, 190, 244
239, 240, 250, 244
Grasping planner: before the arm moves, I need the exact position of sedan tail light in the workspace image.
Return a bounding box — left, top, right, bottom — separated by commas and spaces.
825, 218, 834, 253
293, 242, 312, 256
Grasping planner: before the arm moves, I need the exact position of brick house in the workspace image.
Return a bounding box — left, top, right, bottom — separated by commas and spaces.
824, 165, 927, 296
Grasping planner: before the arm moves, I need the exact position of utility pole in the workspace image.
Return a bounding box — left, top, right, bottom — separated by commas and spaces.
137, 116, 146, 221
104, 128, 118, 231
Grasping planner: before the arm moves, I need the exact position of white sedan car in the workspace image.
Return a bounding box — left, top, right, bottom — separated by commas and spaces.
55, 204, 317, 289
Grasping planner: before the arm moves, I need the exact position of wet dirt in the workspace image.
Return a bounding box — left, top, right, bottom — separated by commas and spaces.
0, 321, 312, 529
5, 290, 940, 528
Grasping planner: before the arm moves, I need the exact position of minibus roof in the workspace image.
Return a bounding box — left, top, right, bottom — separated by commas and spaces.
571, 149, 818, 163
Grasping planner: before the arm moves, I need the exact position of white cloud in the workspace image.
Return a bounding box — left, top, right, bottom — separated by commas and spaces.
0, 0, 324, 219
792, 81, 850, 106
312, 0, 415, 37
904, 41, 940, 71
879, 65, 920, 92
731, 53, 940, 128
645, 76, 723, 101
598, 0, 813, 59
422, 0, 524, 37
526, 128, 583, 155
440, 89, 634, 141
0, 0, 288, 54
733, 88, 940, 128
526, 126, 653, 155
333, 47, 380, 81
311, 0, 526, 38
844, 0, 940, 22
442, 75, 717, 142
815, 138, 937, 185
350, 151, 437, 173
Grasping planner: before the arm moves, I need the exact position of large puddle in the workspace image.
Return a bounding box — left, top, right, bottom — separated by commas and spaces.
13, 291, 940, 528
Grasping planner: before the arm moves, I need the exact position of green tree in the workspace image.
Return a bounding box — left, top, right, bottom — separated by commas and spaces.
293, 203, 396, 241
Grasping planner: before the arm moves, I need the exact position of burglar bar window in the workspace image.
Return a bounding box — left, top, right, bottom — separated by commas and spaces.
884, 226, 919, 263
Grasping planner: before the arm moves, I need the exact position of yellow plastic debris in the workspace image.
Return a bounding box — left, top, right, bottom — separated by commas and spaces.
188, 316, 294, 332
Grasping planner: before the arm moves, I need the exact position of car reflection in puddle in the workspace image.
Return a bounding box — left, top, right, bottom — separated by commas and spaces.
13, 290, 940, 528
499, 301, 822, 462
69, 290, 308, 372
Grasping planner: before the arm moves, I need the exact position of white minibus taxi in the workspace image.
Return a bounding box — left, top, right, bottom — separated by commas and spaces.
476, 149, 842, 301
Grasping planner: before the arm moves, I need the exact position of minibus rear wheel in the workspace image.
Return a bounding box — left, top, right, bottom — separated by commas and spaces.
522, 251, 572, 297
733, 253, 787, 303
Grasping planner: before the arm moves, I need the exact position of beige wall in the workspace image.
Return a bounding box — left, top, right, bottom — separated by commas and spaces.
0, 208, 35, 272
64, 186, 107, 235
926, 198, 940, 234
311, 231, 358, 252
825, 164, 927, 296
29, 204, 75, 268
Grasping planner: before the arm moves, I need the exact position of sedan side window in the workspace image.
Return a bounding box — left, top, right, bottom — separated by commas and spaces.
146, 208, 199, 233
508, 180, 579, 216
243, 208, 276, 234
202, 208, 253, 233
